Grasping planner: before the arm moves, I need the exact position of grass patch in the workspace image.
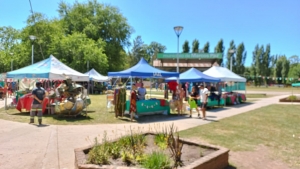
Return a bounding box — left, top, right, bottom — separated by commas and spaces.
246, 86, 300, 93
245, 93, 267, 98
179, 104, 300, 168
0, 95, 131, 125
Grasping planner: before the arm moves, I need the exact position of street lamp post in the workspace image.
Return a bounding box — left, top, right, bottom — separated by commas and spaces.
229, 49, 235, 71
173, 26, 183, 73
29, 35, 36, 65
9, 53, 13, 71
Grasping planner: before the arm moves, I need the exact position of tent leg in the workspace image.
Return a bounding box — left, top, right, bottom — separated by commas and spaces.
130, 77, 133, 121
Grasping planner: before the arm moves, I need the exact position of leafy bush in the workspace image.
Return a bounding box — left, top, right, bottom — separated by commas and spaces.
87, 138, 110, 165
141, 151, 171, 169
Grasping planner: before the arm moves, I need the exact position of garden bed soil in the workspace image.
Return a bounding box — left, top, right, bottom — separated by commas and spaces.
279, 96, 300, 102
75, 133, 229, 169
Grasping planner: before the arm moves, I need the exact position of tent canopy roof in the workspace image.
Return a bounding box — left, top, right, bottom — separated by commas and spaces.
166, 68, 220, 82
85, 68, 110, 82
108, 58, 179, 78
7, 55, 89, 81
203, 66, 246, 82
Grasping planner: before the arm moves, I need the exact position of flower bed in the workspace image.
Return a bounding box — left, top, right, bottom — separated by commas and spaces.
75, 125, 229, 169
279, 95, 300, 102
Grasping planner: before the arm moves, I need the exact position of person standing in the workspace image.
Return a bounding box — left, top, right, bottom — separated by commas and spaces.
30, 82, 46, 125
199, 84, 209, 120
137, 83, 147, 100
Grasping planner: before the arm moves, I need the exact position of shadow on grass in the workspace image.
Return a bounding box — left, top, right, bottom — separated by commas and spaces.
52, 114, 94, 122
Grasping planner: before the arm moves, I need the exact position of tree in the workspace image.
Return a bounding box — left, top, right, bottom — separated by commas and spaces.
203, 42, 209, 53
214, 39, 224, 66
289, 55, 299, 65
0, 26, 20, 72
58, 0, 133, 71
288, 55, 300, 80
146, 42, 166, 61
182, 40, 190, 53
235, 42, 247, 75
129, 36, 147, 66
275, 56, 289, 84
49, 32, 108, 73
192, 39, 199, 53
226, 40, 236, 71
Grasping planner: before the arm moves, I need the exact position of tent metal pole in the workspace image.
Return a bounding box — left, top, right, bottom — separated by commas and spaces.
130, 76, 133, 121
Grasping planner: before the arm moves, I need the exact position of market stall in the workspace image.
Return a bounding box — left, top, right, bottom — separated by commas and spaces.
6, 55, 90, 115
166, 68, 224, 107
108, 58, 179, 119
203, 66, 247, 105
85, 68, 110, 94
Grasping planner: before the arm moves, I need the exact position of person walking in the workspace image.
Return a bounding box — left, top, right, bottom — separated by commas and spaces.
29, 81, 46, 125
188, 86, 200, 118
199, 84, 209, 120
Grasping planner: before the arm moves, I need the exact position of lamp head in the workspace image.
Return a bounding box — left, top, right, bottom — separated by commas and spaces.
29, 35, 36, 41
173, 26, 183, 37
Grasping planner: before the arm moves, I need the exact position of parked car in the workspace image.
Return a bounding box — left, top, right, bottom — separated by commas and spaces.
126, 82, 135, 90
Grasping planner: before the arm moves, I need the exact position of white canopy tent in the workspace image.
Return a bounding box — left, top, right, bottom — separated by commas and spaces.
203, 66, 246, 82
85, 68, 110, 82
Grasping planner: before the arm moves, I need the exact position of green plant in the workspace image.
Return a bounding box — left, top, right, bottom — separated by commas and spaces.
141, 151, 171, 169
163, 124, 184, 168
107, 142, 121, 159
121, 150, 135, 166
155, 133, 168, 150
87, 138, 110, 165
288, 95, 297, 101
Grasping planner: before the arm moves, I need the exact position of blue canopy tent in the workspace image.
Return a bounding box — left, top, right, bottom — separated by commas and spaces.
108, 58, 179, 78
85, 68, 110, 82
7, 55, 89, 81
165, 68, 220, 83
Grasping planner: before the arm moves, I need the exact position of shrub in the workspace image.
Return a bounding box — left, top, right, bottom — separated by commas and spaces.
87, 138, 110, 165
141, 151, 171, 169
288, 95, 297, 101
154, 134, 168, 150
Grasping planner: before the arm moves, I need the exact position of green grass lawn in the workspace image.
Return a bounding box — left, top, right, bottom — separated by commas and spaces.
246, 86, 300, 93
179, 104, 300, 168
0, 95, 134, 125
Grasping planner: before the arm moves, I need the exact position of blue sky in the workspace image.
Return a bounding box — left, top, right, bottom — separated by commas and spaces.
1, 0, 299, 66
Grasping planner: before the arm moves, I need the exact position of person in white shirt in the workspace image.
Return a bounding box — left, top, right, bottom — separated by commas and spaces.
137, 83, 147, 100
199, 84, 209, 120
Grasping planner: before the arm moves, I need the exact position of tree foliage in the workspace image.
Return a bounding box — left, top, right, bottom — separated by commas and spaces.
57, 0, 133, 71
226, 40, 236, 71
203, 42, 209, 53
235, 42, 247, 75
182, 40, 190, 53
192, 39, 199, 53
214, 39, 224, 66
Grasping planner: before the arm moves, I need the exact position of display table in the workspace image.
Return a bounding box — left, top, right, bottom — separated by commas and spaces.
125, 99, 170, 117
197, 98, 225, 107
16, 93, 51, 113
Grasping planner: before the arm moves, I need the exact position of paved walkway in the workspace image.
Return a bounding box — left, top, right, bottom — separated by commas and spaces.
0, 94, 297, 169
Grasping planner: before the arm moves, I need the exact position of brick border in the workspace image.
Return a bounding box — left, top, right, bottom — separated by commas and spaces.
279, 97, 300, 102
75, 133, 229, 169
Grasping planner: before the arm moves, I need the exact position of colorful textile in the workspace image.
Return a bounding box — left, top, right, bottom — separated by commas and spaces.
168, 81, 178, 91
129, 90, 137, 113
115, 88, 126, 117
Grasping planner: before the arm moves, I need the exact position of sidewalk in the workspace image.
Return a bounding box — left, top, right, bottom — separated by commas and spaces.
0, 94, 294, 169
